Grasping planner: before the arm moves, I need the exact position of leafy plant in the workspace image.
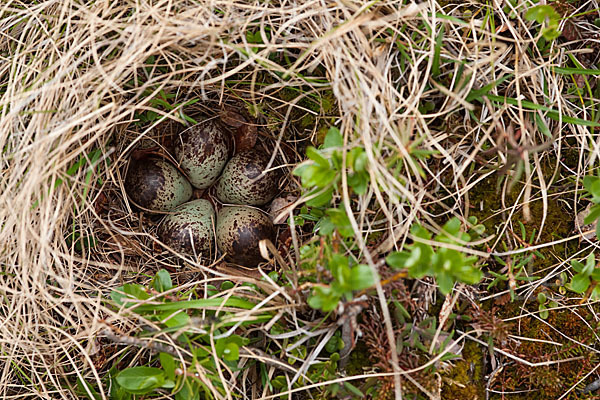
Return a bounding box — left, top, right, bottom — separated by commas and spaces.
525, 5, 561, 41
536, 292, 557, 320
116, 367, 174, 395
293, 126, 370, 207
583, 175, 600, 240
568, 253, 600, 299
307, 253, 375, 312
386, 218, 483, 295
106, 269, 263, 398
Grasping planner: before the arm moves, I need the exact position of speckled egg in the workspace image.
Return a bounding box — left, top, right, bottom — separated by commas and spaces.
174, 120, 229, 189
158, 199, 216, 256
216, 150, 280, 206
216, 206, 276, 266
125, 157, 193, 212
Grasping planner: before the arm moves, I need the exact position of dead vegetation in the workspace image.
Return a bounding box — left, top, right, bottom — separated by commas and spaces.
1, 1, 600, 399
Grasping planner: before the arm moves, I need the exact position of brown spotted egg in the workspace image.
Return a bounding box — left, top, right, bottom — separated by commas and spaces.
216, 206, 275, 266
125, 157, 192, 212
158, 199, 216, 256
216, 150, 280, 206
174, 120, 230, 189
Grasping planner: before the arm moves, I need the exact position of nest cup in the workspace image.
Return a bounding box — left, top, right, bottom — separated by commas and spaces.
120, 100, 296, 270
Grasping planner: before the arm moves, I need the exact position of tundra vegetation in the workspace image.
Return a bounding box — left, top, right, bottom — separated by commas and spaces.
0, 1, 599, 399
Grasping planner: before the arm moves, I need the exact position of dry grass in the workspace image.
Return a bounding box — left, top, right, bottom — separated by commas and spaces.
1, 0, 600, 399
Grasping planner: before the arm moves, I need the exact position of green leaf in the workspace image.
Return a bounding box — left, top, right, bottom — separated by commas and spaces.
109, 369, 133, 400
304, 165, 337, 188
456, 265, 483, 284
583, 176, 600, 204
348, 172, 369, 195
583, 204, 600, 225
323, 127, 343, 148
542, 27, 561, 41
537, 292, 547, 304
404, 246, 423, 269
584, 253, 596, 276
571, 260, 584, 273
159, 353, 175, 381
525, 5, 560, 24
221, 280, 235, 291
306, 147, 330, 168
408, 256, 431, 279
316, 216, 335, 235
158, 309, 191, 328
326, 208, 355, 237
431, 24, 445, 78
162, 380, 175, 389
552, 67, 600, 76
215, 336, 244, 361
308, 286, 340, 312
116, 367, 165, 394
441, 217, 461, 238
583, 176, 600, 195
592, 285, 600, 301
539, 304, 549, 320
386, 251, 408, 269
535, 113, 552, 138
349, 265, 375, 291
587, 178, 600, 202
222, 342, 240, 361
329, 254, 350, 285
570, 273, 590, 293
306, 186, 334, 207
465, 74, 513, 102
353, 149, 368, 172
123, 284, 150, 300
271, 375, 287, 390
325, 335, 339, 353
411, 223, 432, 240
110, 284, 149, 307
343, 382, 365, 398
437, 272, 454, 295
153, 269, 172, 292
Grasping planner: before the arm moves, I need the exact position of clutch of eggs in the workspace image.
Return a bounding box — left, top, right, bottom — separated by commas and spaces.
126, 120, 280, 266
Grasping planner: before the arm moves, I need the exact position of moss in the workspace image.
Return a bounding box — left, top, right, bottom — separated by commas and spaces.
345, 340, 371, 376
488, 295, 599, 398
466, 162, 574, 277
448, 154, 597, 398
441, 341, 485, 399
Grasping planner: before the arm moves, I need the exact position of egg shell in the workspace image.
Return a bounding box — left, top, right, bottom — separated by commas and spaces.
158, 199, 216, 256
216, 150, 280, 206
125, 157, 193, 212
216, 206, 275, 266
174, 120, 229, 189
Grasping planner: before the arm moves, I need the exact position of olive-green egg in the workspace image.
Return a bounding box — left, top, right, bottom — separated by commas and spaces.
125, 157, 193, 212
216, 150, 280, 206
158, 199, 216, 256
174, 120, 229, 189
216, 206, 275, 266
